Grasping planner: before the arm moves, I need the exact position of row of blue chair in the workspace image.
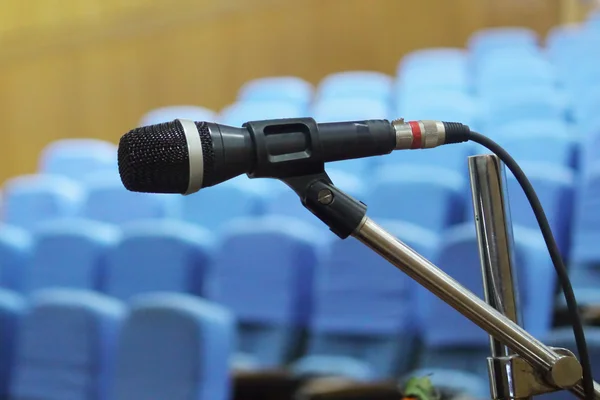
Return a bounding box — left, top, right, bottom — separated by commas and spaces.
0, 215, 557, 372
0, 289, 233, 400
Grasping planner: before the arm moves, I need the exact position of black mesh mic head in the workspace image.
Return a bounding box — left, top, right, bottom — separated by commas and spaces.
118, 120, 213, 194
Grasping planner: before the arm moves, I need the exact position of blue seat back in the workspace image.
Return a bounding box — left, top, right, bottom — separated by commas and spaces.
311, 219, 438, 335
494, 120, 576, 167
398, 92, 480, 129
571, 164, 600, 265
139, 106, 216, 126
368, 165, 466, 230
311, 98, 391, 123
420, 223, 529, 349
113, 293, 234, 400
483, 88, 567, 126
209, 217, 320, 367
506, 163, 574, 256
39, 139, 117, 181
237, 76, 313, 108
105, 220, 214, 300
468, 27, 539, 60
399, 48, 468, 73
294, 221, 438, 380
2, 174, 84, 230
0, 225, 31, 291
28, 219, 120, 293
81, 172, 180, 225
0, 289, 25, 396
181, 179, 266, 229
218, 101, 306, 127
316, 71, 393, 102
11, 289, 124, 400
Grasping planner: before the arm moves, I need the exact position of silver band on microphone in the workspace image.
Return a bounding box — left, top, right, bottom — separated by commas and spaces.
178, 119, 204, 195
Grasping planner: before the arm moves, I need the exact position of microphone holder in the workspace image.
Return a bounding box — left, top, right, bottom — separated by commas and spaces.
279, 154, 600, 399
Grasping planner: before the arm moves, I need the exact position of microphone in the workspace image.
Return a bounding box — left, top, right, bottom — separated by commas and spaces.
118, 117, 470, 195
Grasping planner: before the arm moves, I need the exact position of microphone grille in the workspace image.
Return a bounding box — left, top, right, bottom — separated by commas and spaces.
118, 120, 204, 194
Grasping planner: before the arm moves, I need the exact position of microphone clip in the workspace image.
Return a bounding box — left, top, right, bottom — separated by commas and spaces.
280, 172, 367, 239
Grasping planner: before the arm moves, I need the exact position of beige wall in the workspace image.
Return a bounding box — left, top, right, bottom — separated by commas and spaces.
0, 0, 572, 184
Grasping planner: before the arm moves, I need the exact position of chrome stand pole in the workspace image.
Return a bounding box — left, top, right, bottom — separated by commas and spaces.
469, 154, 530, 400
351, 173, 599, 399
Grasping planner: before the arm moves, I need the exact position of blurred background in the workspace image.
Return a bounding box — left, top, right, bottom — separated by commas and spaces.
1, 1, 600, 400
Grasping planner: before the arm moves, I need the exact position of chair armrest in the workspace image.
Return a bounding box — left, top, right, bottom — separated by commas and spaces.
296, 377, 400, 400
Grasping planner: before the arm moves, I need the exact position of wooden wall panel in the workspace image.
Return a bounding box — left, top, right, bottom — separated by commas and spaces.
0, 0, 573, 184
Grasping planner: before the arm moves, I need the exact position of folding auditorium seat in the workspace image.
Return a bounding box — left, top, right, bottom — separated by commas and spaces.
208, 216, 321, 369
39, 139, 117, 181
10, 289, 124, 400
505, 163, 574, 257
181, 177, 267, 230
311, 98, 392, 175
418, 223, 544, 378
139, 105, 217, 126
237, 76, 314, 109
81, 171, 181, 225
2, 174, 84, 230
475, 55, 558, 98
27, 219, 120, 293
104, 220, 214, 300
316, 71, 394, 103
468, 27, 539, 61
266, 169, 366, 231
0, 225, 31, 291
218, 101, 306, 127
292, 220, 439, 381
399, 48, 468, 73
0, 289, 25, 398
367, 165, 466, 231
112, 293, 234, 400
397, 92, 480, 129
569, 163, 600, 288
493, 120, 577, 167
482, 88, 567, 128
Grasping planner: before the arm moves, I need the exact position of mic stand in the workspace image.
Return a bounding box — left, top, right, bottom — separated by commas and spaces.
279, 154, 600, 400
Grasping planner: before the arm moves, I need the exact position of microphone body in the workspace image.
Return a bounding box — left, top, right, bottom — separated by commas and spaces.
118, 117, 468, 195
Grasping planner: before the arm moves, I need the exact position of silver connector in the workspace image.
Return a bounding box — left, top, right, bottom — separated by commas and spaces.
392, 119, 446, 150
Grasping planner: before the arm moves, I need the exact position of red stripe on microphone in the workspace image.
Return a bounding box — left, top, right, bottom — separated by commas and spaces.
409, 121, 422, 149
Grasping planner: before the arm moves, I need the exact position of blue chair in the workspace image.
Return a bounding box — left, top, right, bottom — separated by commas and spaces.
468, 27, 539, 60
39, 139, 117, 181
105, 220, 214, 300
11, 289, 124, 400
476, 55, 558, 98
570, 163, 600, 269
237, 76, 313, 108
0, 289, 25, 398
1, 174, 84, 230
482, 88, 567, 128
27, 219, 120, 293
292, 220, 439, 381
379, 141, 474, 174
112, 293, 234, 400
219, 101, 306, 127
419, 223, 531, 378
0, 225, 31, 291
316, 71, 394, 102
573, 84, 600, 123
139, 106, 216, 126
81, 171, 180, 225
505, 163, 575, 258
181, 178, 266, 229
208, 216, 321, 369
367, 165, 466, 230
545, 24, 586, 64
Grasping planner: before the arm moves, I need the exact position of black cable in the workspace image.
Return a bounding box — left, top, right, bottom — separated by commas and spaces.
466, 131, 594, 400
